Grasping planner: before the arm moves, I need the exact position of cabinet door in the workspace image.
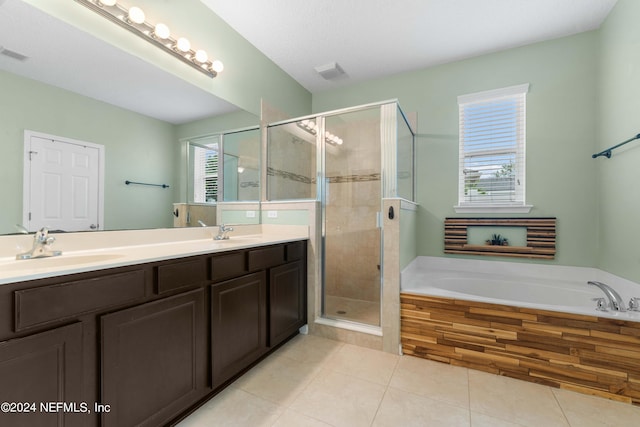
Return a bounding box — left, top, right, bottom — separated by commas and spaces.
101, 288, 206, 427
0, 322, 83, 427
270, 261, 306, 347
211, 271, 267, 387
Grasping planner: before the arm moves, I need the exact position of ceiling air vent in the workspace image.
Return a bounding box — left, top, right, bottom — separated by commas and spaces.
0, 46, 29, 62
314, 62, 346, 80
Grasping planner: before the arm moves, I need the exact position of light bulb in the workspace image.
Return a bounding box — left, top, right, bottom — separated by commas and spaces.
99, 0, 117, 6
237, 167, 245, 173
211, 60, 224, 73
154, 23, 170, 39
195, 50, 208, 63
128, 6, 145, 24
176, 37, 191, 53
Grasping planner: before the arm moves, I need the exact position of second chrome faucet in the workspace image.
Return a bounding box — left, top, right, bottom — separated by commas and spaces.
588, 281, 626, 312
214, 224, 234, 240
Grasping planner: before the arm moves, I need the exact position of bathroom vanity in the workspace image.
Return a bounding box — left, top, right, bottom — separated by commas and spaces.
0, 230, 307, 427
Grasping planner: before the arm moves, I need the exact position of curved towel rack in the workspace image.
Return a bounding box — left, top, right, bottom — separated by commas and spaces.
125, 180, 170, 189
592, 133, 640, 159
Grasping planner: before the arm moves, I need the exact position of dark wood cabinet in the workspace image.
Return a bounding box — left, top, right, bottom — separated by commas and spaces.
0, 239, 307, 427
100, 288, 207, 427
0, 322, 84, 427
270, 261, 306, 347
211, 271, 267, 387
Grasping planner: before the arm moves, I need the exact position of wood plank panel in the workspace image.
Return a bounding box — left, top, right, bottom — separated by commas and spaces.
400, 292, 640, 406
444, 217, 556, 259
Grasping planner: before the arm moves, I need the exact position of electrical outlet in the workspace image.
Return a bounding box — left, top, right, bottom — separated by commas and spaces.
267, 211, 278, 218
246, 211, 256, 218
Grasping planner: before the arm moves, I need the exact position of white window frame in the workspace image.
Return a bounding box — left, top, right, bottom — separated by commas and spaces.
454, 83, 532, 213
193, 143, 218, 204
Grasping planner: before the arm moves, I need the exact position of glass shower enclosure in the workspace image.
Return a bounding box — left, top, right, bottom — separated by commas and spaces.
266, 101, 415, 327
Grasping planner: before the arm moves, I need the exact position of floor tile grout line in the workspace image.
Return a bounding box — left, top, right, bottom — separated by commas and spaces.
364, 352, 402, 426
550, 388, 573, 427
463, 367, 481, 427
235, 340, 347, 427
368, 384, 390, 427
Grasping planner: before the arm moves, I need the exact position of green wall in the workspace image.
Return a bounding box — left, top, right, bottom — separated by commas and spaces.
0, 70, 177, 232
597, 0, 640, 283
313, 32, 600, 268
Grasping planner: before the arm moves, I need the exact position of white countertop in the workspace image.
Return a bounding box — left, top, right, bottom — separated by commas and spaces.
0, 225, 309, 285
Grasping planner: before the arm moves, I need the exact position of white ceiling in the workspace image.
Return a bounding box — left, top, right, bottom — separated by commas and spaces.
201, 0, 618, 93
0, 0, 239, 125
0, 1, 618, 124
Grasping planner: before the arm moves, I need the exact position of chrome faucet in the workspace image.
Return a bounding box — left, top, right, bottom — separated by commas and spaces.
588, 281, 626, 312
16, 227, 62, 260
214, 224, 234, 240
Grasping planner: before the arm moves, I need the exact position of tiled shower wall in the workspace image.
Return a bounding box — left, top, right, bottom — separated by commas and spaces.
324, 117, 381, 303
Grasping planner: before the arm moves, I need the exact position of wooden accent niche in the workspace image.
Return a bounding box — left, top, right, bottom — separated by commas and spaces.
444, 217, 556, 259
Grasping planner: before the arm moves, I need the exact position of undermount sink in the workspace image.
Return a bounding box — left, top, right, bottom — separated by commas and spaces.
0, 253, 125, 272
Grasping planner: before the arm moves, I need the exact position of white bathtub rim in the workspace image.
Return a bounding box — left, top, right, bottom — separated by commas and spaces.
401, 256, 640, 322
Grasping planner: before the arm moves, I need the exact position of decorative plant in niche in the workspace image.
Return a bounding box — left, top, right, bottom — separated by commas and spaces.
486, 234, 509, 246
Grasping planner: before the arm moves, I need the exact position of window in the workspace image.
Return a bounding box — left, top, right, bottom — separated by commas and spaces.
192, 143, 218, 203
455, 84, 531, 213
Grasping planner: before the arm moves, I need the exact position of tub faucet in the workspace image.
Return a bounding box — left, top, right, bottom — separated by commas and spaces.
588, 281, 626, 312
16, 227, 62, 260
214, 224, 234, 240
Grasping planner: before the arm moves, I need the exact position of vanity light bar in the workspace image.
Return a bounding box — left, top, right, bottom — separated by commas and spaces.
74, 0, 223, 78
297, 120, 343, 145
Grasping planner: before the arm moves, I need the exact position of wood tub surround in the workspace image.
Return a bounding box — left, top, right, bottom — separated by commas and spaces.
401, 292, 640, 405
444, 217, 556, 259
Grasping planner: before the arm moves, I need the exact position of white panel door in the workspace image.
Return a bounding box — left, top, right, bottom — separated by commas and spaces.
25, 133, 103, 232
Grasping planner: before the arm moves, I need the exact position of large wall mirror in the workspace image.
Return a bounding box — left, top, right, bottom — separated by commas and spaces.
0, 0, 259, 234
177, 127, 261, 228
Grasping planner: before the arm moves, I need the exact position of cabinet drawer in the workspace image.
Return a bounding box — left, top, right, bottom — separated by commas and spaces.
15, 269, 146, 331
285, 241, 305, 262
211, 251, 247, 282
156, 257, 207, 294
247, 245, 285, 271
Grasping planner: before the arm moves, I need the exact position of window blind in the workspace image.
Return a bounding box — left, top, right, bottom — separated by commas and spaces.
458, 84, 528, 206
193, 145, 218, 203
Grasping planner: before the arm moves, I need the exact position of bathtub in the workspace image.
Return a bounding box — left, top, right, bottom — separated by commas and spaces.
401, 256, 640, 321
400, 257, 640, 405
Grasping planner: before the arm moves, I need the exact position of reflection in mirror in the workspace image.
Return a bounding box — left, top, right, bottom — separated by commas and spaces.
222, 127, 260, 202
178, 127, 261, 228
187, 136, 220, 205
0, 0, 258, 234
175, 136, 220, 228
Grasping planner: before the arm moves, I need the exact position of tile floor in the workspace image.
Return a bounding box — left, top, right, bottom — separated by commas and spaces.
178, 334, 640, 427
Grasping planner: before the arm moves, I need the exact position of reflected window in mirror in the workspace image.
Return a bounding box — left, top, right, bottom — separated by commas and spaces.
188, 136, 220, 204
